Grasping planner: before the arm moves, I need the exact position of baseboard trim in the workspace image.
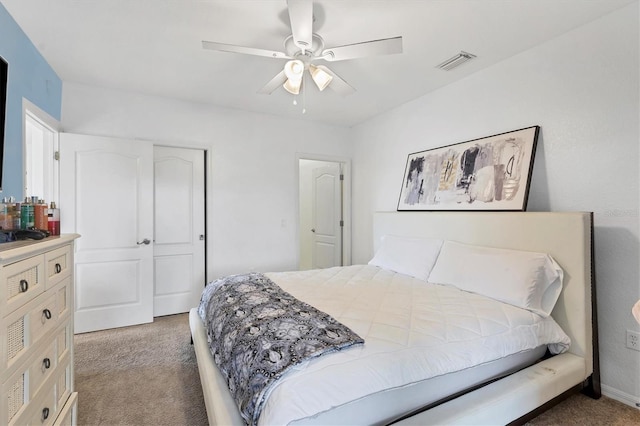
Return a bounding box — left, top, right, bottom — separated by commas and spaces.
601, 384, 640, 409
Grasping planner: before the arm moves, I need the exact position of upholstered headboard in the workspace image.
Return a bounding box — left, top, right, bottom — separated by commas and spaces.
373, 212, 594, 375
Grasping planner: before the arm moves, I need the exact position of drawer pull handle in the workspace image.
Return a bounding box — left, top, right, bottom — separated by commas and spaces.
19, 279, 29, 292
43, 357, 51, 369
55, 263, 62, 274
43, 309, 52, 320
42, 407, 50, 421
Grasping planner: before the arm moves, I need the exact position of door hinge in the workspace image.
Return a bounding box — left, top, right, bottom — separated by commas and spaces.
340, 220, 344, 227
340, 174, 344, 181
54, 151, 60, 161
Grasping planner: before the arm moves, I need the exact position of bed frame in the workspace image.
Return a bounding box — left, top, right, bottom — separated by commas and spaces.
189, 211, 599, 425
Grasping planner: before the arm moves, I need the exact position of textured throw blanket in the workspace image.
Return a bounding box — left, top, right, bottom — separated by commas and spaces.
198, 273, 364, 425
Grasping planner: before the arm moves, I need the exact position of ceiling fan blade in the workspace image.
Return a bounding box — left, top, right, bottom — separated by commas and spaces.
316, 65, 356, 97
257, 70, 288, 94
202, 41, 291, 60
320, 36, 403, 62
287, 0, 313, 52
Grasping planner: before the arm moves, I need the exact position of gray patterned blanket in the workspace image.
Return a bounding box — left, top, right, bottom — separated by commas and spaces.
197, 272, 364, 425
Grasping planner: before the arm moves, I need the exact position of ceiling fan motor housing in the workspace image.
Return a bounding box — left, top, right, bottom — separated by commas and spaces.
284, 33, 326, 61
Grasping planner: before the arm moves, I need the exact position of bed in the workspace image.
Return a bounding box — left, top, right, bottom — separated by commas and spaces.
189, 211, 600, 425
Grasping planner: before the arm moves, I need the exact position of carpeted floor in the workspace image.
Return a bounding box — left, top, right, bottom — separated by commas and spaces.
526, 393, 640, 425
74, 313, 208, 425
74, 313, 640, 425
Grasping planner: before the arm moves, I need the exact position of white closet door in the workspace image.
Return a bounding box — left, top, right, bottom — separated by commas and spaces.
60, 133, 154, 333
153, 146, 205, 316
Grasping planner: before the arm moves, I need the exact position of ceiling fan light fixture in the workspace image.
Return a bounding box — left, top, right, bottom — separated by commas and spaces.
283, 59, 304, 94
309, 64, 333, 91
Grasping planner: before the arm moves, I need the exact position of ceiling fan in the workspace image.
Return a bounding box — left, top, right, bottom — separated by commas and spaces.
202, 0, 403, 97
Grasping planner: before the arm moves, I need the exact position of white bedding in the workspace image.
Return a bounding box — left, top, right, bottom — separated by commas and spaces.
255, 264, 570, 425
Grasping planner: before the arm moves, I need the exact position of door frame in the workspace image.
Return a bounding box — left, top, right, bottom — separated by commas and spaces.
296, 153, 352, 268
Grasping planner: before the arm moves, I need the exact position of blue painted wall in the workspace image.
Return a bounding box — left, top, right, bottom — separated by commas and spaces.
0, 3, 62, 198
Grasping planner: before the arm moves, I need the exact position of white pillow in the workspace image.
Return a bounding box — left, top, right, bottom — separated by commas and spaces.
368, 235, 443, 280
428, 241, 563, 317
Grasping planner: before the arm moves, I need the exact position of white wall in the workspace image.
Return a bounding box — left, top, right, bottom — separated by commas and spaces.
351, 3, 639, 406
61, 83, 352, 279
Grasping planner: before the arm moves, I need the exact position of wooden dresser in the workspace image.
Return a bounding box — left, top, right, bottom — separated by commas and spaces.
0, 235, 80, 425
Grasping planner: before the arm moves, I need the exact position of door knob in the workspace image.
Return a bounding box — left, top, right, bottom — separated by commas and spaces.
137, 238, 151, 245
311, 229, 316, 233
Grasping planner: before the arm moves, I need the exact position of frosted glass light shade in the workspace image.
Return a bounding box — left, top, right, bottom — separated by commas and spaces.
309, 64, 333, 91
633, 299, 640, 324
283, 78, 302, 94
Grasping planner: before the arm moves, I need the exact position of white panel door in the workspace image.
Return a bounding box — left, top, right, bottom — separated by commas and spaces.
153, 146, 205, 316
60, 133, 154, 333
311, 164, 342, 269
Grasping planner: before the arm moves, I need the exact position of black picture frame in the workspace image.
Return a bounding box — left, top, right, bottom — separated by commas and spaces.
397, 126, 539, 211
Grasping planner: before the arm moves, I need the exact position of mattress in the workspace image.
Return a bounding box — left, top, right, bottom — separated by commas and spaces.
199, 264, 571, 425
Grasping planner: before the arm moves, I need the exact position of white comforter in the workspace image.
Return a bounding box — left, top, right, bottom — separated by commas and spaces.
258, 265, 570, 425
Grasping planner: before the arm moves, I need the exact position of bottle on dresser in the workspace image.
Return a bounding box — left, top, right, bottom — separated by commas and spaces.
2, 197, 20, 230
48, 201, 61, 236
34, 199, 49, 231
21, 197, 35, 230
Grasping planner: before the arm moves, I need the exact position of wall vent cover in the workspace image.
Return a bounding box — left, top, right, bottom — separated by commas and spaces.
436, 51, 477, 71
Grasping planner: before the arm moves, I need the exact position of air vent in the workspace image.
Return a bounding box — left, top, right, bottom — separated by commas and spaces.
436, 51, 477, 71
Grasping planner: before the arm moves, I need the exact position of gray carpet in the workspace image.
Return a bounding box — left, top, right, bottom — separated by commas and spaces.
527, 393, 640, 425
74, 313, 208, 425
74, 313, 640, 425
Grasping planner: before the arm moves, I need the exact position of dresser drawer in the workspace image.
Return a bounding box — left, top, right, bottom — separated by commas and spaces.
2, 283, 66, 375
1, 254, 45, 316
29, 339, 57, 400
45, 246, 72, 290
18, 381, 57, 426
29, 293, 58, 351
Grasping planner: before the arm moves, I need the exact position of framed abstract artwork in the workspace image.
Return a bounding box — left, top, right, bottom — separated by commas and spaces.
397, 126, 539, 211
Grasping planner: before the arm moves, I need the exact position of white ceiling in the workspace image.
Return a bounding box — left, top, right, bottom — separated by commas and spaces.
1, 0, 635, 127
